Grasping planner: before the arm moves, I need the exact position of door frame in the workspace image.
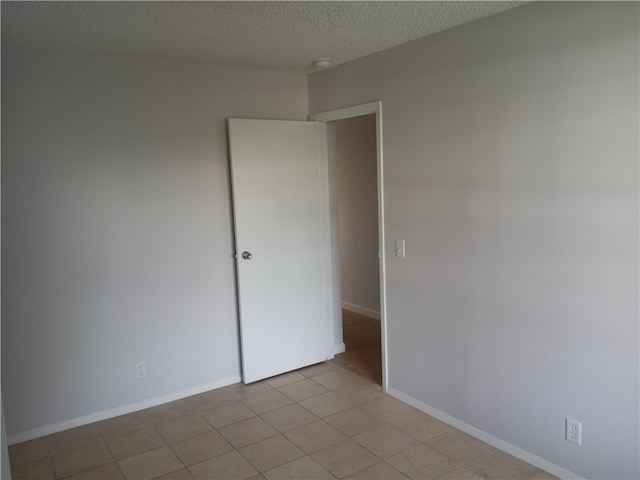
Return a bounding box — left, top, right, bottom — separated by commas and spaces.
310, 101, 388, 392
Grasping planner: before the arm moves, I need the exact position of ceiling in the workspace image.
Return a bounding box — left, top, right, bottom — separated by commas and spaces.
1, 1, 526, 74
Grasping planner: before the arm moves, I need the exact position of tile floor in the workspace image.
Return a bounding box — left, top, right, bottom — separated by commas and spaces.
332, 310, 382, 385
9, 360, 557, 480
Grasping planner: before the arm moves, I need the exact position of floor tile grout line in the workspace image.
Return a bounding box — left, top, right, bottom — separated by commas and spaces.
96, 428, 123, 480
163, 439, 192, 476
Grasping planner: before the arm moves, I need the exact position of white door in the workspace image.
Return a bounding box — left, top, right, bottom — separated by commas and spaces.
229, 118, 328, 383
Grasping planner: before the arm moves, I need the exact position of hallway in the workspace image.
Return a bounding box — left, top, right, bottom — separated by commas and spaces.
331, 310, 382, 385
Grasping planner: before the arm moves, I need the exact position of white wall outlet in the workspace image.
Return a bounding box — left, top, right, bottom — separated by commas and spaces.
566, 418, 582, 445
135, 361, 147, 379
395, 239, 406, 258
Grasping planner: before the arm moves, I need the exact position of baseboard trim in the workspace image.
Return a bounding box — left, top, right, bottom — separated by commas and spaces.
7, 375, 242, 445
333, 342, 346, 355
342, 301, 380, 320
387, 387, 583, 480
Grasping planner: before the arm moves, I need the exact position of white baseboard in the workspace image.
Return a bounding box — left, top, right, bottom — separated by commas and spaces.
387, 387, 583, 480
7, 375, 242, 445
333, 342, 346, 355
342, 301, 380, 320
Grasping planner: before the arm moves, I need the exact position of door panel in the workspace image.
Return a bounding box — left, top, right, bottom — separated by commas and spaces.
229, 119, 327, 383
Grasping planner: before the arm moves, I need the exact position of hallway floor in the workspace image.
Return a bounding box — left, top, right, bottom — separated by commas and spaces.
331, 310, 382, 385
9, 359, 556, 480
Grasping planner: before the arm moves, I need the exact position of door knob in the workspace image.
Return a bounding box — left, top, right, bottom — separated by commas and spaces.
242, 251, 253, 260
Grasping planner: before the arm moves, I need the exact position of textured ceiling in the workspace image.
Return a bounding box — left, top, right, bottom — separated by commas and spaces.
1, 1, 526, 73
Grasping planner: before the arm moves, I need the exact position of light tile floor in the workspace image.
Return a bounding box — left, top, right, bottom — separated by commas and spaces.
9, 361, 557, 480
332, 310, 382, 385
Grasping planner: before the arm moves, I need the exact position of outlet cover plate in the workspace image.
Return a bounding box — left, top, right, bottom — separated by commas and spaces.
566, 418, 582, 445
135, 361, 147, 379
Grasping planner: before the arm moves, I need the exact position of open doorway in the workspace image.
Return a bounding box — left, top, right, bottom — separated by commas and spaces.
311, 102, 386, 389
330, 114, 381, 384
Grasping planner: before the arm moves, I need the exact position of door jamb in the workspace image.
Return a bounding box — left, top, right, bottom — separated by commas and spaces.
310, 101, 388, 392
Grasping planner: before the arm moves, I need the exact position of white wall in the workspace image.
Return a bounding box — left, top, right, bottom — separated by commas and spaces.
1, 47, 308, 440
1, 400, 10, 480
335, 115, 380, 318
310, 3, 639, 479
1, 146, 10, 478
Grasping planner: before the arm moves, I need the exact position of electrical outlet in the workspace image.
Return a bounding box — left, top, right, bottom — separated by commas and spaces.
566, 418, 582, 445
135, 361, 147, 379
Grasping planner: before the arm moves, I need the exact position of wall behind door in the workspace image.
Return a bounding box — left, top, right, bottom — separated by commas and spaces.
1, 47, 308, 439
335, 115, 380, 318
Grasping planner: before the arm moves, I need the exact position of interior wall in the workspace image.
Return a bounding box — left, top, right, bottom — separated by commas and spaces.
335, 115, 380, 318
1, 147, 10, 477
1, 401, 10, 480
309, 3, 639, 479
1, 47, 308, 439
